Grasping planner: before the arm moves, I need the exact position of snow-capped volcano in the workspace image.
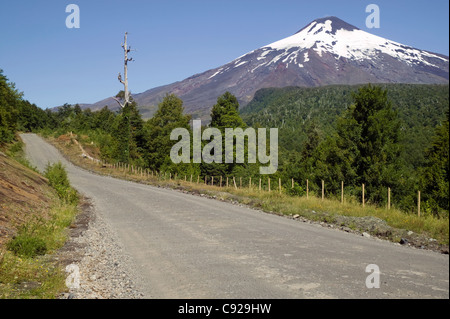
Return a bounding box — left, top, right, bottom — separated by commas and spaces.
249, 16, 447, 70
87, 17, 449, 119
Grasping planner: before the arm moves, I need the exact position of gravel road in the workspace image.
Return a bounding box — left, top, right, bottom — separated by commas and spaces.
21, 133, 449, 299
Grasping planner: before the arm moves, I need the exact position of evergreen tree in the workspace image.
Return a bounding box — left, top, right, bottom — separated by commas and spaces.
112, 98, 144, 164
205, 92, 248, 178
143, 94, 192, 172
420, 112, 449, 217
335, 84, 403, 204
210, 91, 245, 130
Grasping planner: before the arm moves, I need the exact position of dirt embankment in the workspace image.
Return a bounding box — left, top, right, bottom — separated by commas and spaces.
0, 151, 56, 247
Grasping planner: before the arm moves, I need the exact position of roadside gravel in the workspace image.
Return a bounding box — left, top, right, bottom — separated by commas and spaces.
56, 198, 145, 299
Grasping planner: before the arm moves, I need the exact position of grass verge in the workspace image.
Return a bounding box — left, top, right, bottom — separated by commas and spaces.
0, 203, 78, 298
1, 139, 80, 298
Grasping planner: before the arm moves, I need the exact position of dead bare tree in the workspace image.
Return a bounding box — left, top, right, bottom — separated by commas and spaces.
114, 32, 134, 108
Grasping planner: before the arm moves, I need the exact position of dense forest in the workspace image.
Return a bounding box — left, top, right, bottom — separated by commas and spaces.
241, 84, 449, 215
1, 68, 448, 217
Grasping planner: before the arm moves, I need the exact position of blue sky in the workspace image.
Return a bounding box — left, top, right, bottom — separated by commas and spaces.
0, 0, 448, 109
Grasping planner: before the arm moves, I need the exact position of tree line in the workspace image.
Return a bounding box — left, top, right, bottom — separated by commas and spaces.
1, 68, 448, 217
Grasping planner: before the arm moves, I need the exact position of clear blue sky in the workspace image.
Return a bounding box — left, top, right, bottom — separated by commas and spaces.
0, 0, 448, 109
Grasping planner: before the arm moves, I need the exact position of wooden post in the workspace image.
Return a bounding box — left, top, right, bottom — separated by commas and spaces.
268, 178, 271, 192
292, 178, 294, 189
220, 176, 222, 188
226, 177, 229, 188
211, 176, 214, 186
190, 174, 192, 183
249, 177, 252, 189
418, 191, 421, 217
240, 177, 242, 189
197, 175, 200, 184
388, 188, 391, 210
362, 184, 365, 208
233, 177, 237, 190
259, 178, 261, 191
114, 32, 133, 109
306, 179, 309, 199
341, 181, 344, 204
322, 180, 324, 201
279, 178, 282, 194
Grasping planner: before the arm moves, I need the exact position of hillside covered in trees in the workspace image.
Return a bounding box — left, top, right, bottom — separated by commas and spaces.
241, 84, 448, 215
1, 68, 448, 217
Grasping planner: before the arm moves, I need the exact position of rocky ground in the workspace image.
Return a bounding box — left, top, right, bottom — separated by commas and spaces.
55, 198, 144, 299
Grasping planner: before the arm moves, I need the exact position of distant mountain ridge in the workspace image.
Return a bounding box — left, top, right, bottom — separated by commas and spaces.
74, 16, 449, 120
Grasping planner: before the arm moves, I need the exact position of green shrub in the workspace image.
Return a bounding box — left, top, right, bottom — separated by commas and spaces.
7, 234, 47, 258
44, 162, 78, 204
286, 182, 306, 197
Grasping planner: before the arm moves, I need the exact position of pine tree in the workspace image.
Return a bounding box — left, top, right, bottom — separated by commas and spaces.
420, 112, 449, 217
335, 84, 403, 204
210, 91, 245, 130
205, 92, 247, 178
143, 94, 191, 172
112, 98, 144, 164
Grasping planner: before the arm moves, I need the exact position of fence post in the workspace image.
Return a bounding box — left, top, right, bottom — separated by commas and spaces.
341, 181, 344, 204
268, 178, 271, 192
279, 178, 282, 194
306, 179, 309, 199
259, 178, 261, 191
220, 176, 222, 188
240, 177, 242, 189
197, 175, 200, 184
388, 187, 391, 210
292, 178, 294, 189
362, 184, 365, 208
418, 191, 421, 217
226, 176, 229, 188
249, 177, 252, 189
322, 180, 324, 201
233, 177, 237, 190
211, 176, 214, 186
